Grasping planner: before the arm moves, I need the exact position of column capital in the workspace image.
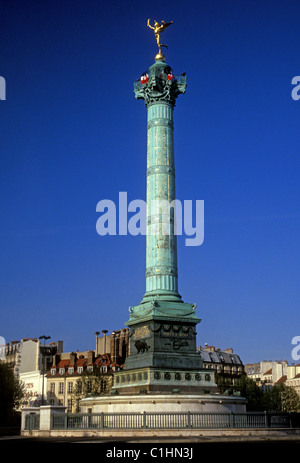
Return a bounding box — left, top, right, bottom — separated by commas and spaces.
134, 60, 187, 107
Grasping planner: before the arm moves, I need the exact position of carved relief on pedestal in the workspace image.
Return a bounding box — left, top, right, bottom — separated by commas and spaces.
152, 323, 196, 351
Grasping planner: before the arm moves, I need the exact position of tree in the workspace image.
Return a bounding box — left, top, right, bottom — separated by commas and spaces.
0, 363, 25, 426
72, 370, 113, 412
234, 375, 264, 411
281, 384, 300, 412
215, 373, 232, 394
262, 383, 300, 412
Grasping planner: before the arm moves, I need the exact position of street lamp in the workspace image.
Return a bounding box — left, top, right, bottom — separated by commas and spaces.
94, 331, 100, 355
39, 335, 51, 405
102, 330, 108, 354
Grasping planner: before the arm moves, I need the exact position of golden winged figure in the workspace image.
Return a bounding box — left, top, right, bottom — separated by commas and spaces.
147, 19, 173, 60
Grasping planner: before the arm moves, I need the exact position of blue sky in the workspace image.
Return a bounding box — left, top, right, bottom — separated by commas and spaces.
1, 0, 299, 365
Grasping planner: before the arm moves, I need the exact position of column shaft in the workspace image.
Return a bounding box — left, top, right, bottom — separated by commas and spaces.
145, 102, 179, 299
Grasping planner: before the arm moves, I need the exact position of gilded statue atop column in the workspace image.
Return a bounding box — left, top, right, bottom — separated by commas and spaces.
147, 19, 173, 60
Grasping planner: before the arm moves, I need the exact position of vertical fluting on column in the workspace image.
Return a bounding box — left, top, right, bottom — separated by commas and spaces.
144, 101, 180, 300
134, 59, 187, 304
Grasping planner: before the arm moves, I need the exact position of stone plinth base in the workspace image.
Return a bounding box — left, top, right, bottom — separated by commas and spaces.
112, 367, 217, 395
80, 393, 247, 414
22, 428, 300, 439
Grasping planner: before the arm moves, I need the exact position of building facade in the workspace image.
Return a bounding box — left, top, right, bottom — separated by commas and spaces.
2, 338, 63, 407
95, 328, 130, 364
245, 360, 300, 394
3, 338, 63, 376
197, 345, 245, 392
46, 351, 122, 412
286, 371, 300, 397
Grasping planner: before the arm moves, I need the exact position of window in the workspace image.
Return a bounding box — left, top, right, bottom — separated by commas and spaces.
51, 368, 56, 375
67, 399, 72, 413
68, 382, 73, 394
100, 380, 107, 393
68, 367, 74, 375
58, 382, 64, 394
59, 368, 65, 375
50, 383, 55, 394
87, 366, 93, 373
86, 381, 92, 393
77, 366, 83, 374
77, 381, 82, 394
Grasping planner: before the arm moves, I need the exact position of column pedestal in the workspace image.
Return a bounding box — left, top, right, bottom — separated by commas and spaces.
111, 298, 217, 395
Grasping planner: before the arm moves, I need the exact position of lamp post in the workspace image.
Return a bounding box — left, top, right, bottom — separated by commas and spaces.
102, 330, 108, 354
94, 331, 100, 355
39, 335, 51, 405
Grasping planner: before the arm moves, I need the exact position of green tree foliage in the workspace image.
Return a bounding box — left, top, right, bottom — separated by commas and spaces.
0, 363, 25, 426
235, 375, 264, 411
215, 373, 232, 394
262, 383, 300, 412
72, 370, 113, 412
232, 376, 300, 412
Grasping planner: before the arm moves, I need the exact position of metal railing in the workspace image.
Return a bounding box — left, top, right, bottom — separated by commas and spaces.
25, 413, 40, 431
50, 411, 298, 430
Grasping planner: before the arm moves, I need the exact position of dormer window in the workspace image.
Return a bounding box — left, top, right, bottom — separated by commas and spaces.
77, 366, 83, 374
51, 368, 56, 375
59, 368, 65, 375
68, 367, 74, 375
87, 366, 93, 373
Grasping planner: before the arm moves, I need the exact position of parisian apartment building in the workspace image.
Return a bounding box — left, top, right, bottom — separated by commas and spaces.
245, 360, 300, 395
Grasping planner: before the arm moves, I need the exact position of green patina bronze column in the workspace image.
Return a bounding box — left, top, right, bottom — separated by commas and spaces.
141, 59, 184, 303
112, 21, 216, 395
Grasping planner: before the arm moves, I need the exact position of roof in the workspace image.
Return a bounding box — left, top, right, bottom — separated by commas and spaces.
94, 353, 111, 366
198, 350, 243, 365
58, 359, 70, 367
46, 353, 119, 377
275, 375, 287, 384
